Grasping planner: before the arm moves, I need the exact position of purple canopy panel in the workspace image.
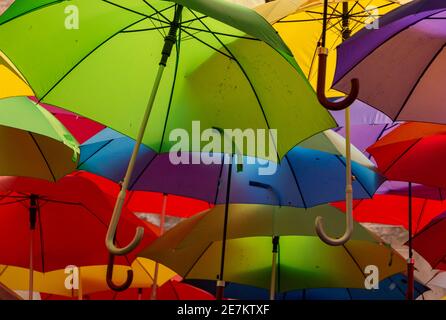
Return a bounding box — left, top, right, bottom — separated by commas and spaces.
333, 0, 446, 123
377, 180, 446, 200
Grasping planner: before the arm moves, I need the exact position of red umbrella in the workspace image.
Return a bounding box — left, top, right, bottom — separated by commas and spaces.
366, 122, 446, 299
333, 195, 446, 234
412, 211, 446, 271
41, 280, 215, 300
332, 193, 446, 299
368, 122, 446, 188
0, 173, 155, 299
78, 171, 212, 218
76, 171, 212, 299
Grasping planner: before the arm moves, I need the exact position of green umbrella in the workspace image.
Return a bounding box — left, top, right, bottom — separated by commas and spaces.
0, 0, 335, 256
139, 204, 406, 299
0, 96, 79, 181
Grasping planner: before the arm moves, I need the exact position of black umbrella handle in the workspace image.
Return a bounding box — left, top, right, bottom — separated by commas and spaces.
106, 253, 133, 292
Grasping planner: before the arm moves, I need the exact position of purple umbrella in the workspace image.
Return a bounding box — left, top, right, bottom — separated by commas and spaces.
330, 99, 397, 155
333, 0, 446, 123
378, 180, 446, 200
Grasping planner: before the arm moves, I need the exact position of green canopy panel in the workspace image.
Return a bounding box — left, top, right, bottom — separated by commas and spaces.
0, 0, 336, 161
0, 96, 79, 181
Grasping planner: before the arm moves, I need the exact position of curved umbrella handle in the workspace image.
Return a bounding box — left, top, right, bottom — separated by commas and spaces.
106, 253, 133, 292
315, 102, 354, 246
106, 190, 145, 256
317, 47, 359, 111
315, 186, 354, 246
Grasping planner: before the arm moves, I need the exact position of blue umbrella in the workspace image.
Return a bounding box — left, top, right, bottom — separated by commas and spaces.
78, 128, 384, 208
186, 274, 429, 300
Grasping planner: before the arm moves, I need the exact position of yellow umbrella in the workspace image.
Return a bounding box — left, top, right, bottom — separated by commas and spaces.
254, 0, 406, 246
0, 258, 176, 299
0, 52, 32, 99
255, 0, 406, 97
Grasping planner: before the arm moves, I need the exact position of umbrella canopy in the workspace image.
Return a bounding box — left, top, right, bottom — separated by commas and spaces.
78, 171, 212, 219
0, 258, 175, 297
42, 280, 215, 300
79, 128, 384, 208
329, 99, 397, 154
332, 194, 446, 234
0, 173, 155, 272
28, 97, 106, 144
412, 211, 446, 271
377, 180, 446, 201
0, 0, 336, 160
186, 273, 429, 300
139, 204, 405, 292
0, 96, 79, 181
333, 0, 446, 123
368, 122, 446, 188
256, 0, 404, 97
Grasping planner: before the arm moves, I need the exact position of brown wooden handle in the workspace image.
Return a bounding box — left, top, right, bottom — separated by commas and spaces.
317, 50, 359, 111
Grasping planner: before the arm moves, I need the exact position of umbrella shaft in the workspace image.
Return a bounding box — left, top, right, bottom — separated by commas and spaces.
270, 252, 278, 300
28, 229, 34, 301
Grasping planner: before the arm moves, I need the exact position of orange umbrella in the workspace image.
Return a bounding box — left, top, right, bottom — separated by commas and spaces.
368, 122, 446, 188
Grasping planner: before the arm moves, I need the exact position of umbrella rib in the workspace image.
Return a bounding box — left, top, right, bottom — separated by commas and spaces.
76, 202, 133, 266
187, 8, 281, 162
379, 138, 421, 176
120, 26, 171, 33
0, 0, 65, 26
127, 153, 158, 190
413, 198, 428, 234
102, 0, 170, 24
27, 132, 56, 182
134, 258, 155, 282
158, 25, 182, 153
78, 140, 114, 168
181, 26, 260, 41
182, 242, 213, 279
284, 155, 307, 209
37, 16, 148, 103
179, 28, 233, 60
342, 243, 367, 281
394, 44, 446, 121
182, 15, 208, 25
335, 155, 374, 199
142, 0, 171, 24
332, 9, 442, 89
0, 199, 28, 206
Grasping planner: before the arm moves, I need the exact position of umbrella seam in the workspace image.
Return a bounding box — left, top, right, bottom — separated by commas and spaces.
183, 242, 213, 280
284, 155, 307, 209
0, 0, 65, 26
27, 132, 57, 182
186, 7, 281, 162
380, 137, 421, 176
37, 16, 149, 103
334, 155, 374, 199
332, 8, 446, 90
393, 44, 446, 120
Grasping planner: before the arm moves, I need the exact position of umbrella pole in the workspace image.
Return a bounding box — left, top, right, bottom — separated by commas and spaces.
138, 288, 143, 300
78, 267, 83, 300
151, 194, 168, 300
28, 195, 38, 301
269, 236, 279, 300
28, 230, 34, 301
216, 161, 233, 300
407, 182, 414, 300
106, 4, 184, 256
